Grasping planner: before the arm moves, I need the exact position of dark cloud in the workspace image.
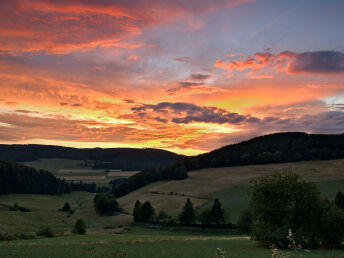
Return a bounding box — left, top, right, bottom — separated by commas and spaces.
132, 102, 256, 125
189, 73, 212, 81
173, 57, 192, 63
289, 51, 344, 74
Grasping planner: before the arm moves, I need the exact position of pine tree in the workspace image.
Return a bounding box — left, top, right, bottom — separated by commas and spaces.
179, 198, 195, 225
209, 198, 225, 225
133, 200, 142, 222
73, 219, 86, 234
141, 201, 155, 222
335, 192, 344, 210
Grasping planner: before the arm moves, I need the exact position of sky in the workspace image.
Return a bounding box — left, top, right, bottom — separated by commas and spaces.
0, 0, 344, 155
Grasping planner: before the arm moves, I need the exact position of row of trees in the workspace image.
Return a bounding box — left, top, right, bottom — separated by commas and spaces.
242, 173, 344, 249
132, 198, 226, 226
0, 160, 108, 195
112, 163, 188, 198
0, 160, 71, 195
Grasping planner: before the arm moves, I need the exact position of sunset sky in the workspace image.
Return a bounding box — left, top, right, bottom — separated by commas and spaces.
0, 0, 344, 155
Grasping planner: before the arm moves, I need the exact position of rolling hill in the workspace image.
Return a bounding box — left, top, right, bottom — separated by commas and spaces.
0, 145, 183, 171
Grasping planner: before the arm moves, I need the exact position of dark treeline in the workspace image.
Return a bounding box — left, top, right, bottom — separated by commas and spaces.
113, 132, 344, 197
186, 132, 344, 169
0, 160, 98, 195
0, 160, 70, 195
0, 145, 183, 171
112, 162, 187, 197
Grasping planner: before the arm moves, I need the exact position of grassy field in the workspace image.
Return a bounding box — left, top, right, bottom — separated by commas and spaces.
2, 159, 344, 257
0, 192, 132, 235
1, 226, 344, 258
118, 159, 344, 222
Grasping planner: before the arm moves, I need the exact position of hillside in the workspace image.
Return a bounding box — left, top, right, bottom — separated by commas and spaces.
0, 145, 183, 171
113, 132, 344, 197
118, 158, 344, 221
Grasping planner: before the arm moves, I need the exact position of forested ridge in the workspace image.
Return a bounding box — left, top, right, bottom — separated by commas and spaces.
0, 145, 183, 171
0, 161, 97, 195
113, 132, 344, 197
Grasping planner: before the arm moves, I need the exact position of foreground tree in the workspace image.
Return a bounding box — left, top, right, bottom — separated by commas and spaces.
249, 172, 344, 249
179, 199, 195, 225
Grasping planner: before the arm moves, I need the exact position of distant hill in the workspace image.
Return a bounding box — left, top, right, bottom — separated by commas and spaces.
184, 132, 344, 170
0, 145, 184, 171
113, 132, 344, 197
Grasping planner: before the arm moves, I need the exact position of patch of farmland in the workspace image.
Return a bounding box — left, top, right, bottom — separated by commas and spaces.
59, 176, 106, 181
107, 171, 140, 177
57, 169, 105, 174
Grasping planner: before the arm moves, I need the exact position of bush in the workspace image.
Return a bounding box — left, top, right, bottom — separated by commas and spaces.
94, 193, 120, 215
335, 192, 344, 210
73, 219, 86, 234
59, 202, 71, 212
36, 227, 54, 238
237, 209, 252, 235
319, 202, 344, 248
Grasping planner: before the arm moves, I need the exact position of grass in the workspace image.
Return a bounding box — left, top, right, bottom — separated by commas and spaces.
1, 225, 344, 257
118, 159, 344, 222
0, 192, 132, 235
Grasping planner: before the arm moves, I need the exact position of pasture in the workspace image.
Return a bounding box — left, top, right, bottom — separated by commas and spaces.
23, 159, 139, 185
118, 159, 344, 221
1, 226, 344, 257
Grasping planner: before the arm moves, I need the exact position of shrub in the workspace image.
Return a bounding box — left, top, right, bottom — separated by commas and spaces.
73, 219, 86, 234
319, 202, 344, 248
9, 202, 30, 212
335, 192, 344, 210
94, 193, 120, 215
59, 202, 71, 212
237, 209, 253, 235
36, 227, 54, 238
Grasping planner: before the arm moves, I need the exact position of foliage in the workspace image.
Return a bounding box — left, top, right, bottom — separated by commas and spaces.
133, 200, 142, 222
0, 160, 71, 195
236, 209, 252, 235
93, 193, 120, 215
140, 201, 155, 222
36, 227, 54, 238
200, 199, 225, 225
319, 202, 344, 248
113, 164, 188, 198
73, 219, 86, 234
179, 199, 196, 225
249, 172, 344, 249
335, 191, 344, 210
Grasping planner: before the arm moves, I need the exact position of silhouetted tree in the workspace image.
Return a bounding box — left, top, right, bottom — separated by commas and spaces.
133, 200, 142, 222
335, 192, 344, 210
140, 201, 155, 222
179, 199, 195, 225
73, 219, 86, 234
